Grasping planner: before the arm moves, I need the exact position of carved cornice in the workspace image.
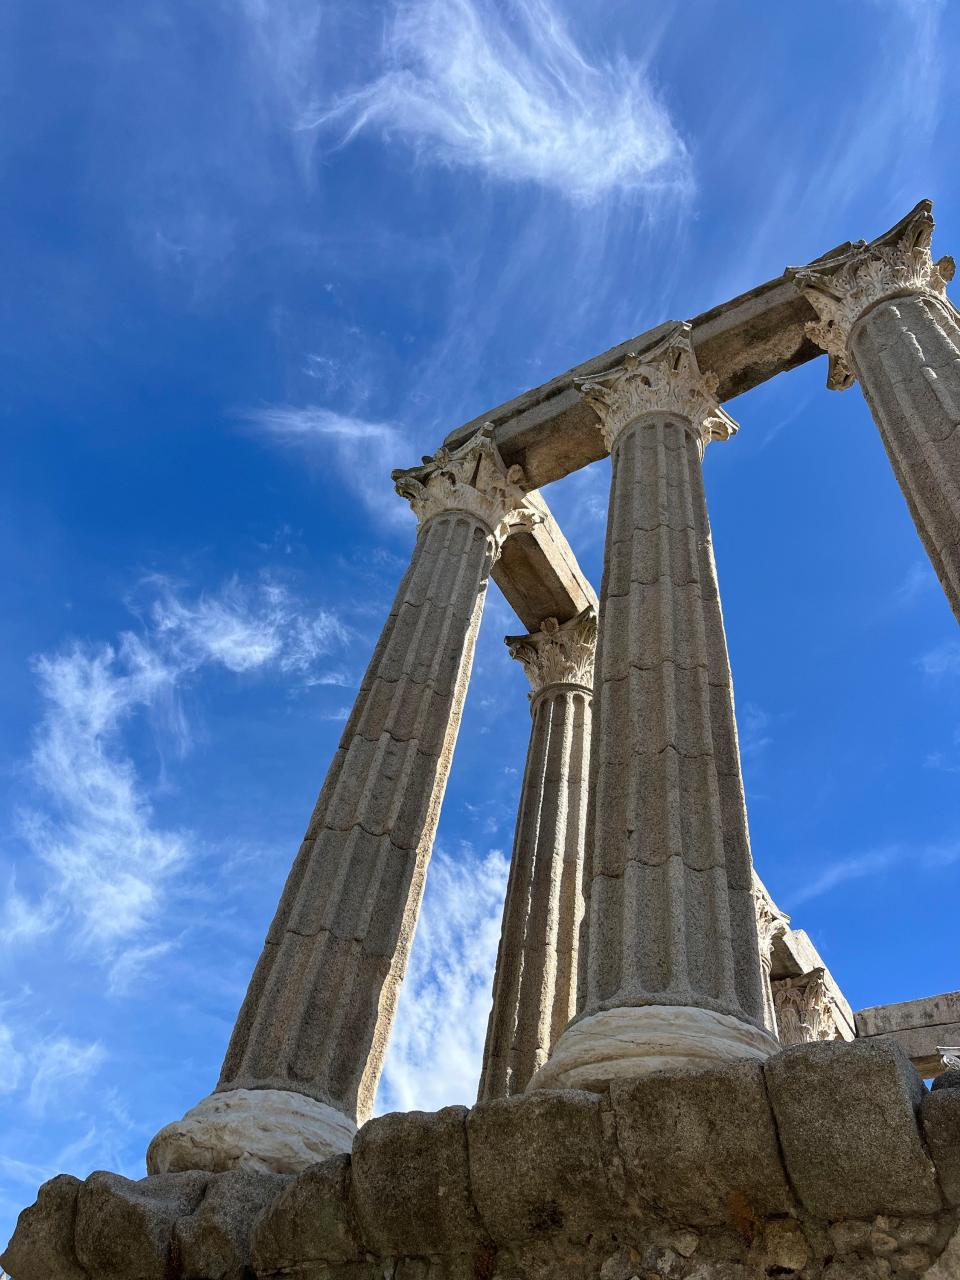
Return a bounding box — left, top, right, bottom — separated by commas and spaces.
789, 200, 956, 391
577, 324, 738, 453
752, 874, 790, 960
772, 970, 842, 1048
392, 424, 541, 551
506, 608, 597, 698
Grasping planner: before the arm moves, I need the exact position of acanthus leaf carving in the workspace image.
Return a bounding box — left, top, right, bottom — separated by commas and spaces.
392, 424, 541, 553
576, 323, 738, 453
506, 608, 597, 699
789, 200, 956, 391
772, 969, 843, 1047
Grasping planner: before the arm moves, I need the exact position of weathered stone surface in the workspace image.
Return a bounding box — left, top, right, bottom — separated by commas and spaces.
174, 1169, 287, 1278
441, 240, 864, 493
152, 427, 539, 1176
479, 612, 594, 1101
467, 1089, 615, 1243
148, 1087, 356, 1175
764, 1040, 942, 1217
251, 1154, 362, 1274
772, 969, 855, 1048
0, 1174, 85, 1280
769, 926, 855, 1037
351, 1107, 486, 1257
492, 490, 597, 632
856, 990, 960, 1077
75, 1171, 208, 1280
922, 1087, 960, 1206
538, 327, 775, 1090
611, 1060, 794, 1228
793, 201, 960, 622
7, 1090, 960, 1279
925, 1226, 960, 1279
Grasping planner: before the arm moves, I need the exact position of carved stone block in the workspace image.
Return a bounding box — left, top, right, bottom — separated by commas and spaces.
610, 1059, 793, 1227
350, 1106, 487, 1257
466, 1089, 616, 1243
764, 1040, 942, 1217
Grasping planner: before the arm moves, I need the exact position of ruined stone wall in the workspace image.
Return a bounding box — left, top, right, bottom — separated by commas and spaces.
5, 1042, 960, 1280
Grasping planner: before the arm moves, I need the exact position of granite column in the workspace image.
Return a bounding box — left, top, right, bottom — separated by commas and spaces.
792, 201, 960, 621
478, 609, 596, 1100
148, 426, 537, 1173
531, 327, 777, 1092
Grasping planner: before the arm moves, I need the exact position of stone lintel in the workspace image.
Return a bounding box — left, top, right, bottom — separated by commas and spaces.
491, 490, 597, 632
440, 240, 859, 490
856, 991, 960, 1077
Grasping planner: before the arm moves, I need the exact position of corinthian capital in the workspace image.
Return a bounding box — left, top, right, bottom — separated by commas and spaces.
577, 324, 738, 453
789, 199, 956, 390
772, 970, 836, 1047
393, 425, 540, 550
506, 608, 597, 699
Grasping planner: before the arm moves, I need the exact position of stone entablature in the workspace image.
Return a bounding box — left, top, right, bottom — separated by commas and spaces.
857, 991, 960, 1078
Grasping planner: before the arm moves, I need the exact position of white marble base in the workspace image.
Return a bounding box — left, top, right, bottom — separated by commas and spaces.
146, 1087, 356, 1175
528, 1004, 779, 1093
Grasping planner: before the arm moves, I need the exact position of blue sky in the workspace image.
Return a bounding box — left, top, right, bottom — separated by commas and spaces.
2, 0, 959, 1244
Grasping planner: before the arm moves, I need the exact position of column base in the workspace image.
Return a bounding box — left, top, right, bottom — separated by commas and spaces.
528, 1004, 779, 1093
146, 1087, 356, 1175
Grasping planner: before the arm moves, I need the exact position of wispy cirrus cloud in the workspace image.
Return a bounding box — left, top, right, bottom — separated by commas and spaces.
918, 638, 960, 679
26, 1036, 106, 1117
7, 576, 349, 977
0, 1011, 104, 1118
376, 846, 508, 1114
242, 405, 414, 526
789, 839, 960, 906
739, 702, 774, 759
309, 0, 691, 205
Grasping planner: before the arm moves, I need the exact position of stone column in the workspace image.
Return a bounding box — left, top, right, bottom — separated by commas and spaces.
148, 426, 538, 1175
531, 326, 778, 1093
478, 608, 597, 1101
753, 874, 790, 1037
790, 200, 960, 621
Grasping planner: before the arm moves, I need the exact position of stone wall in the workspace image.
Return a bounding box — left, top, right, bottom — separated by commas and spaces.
4, 1041, 960, 1280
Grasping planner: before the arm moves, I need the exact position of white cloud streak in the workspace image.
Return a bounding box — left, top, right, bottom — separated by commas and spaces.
789, 839, 960, 906
917, 639, 960, 679
27, 1037, 106, 1117
242, 405, 413, 526
376, 847, 508, 1114
309, 0, 691, 204
11, 576, 348, 972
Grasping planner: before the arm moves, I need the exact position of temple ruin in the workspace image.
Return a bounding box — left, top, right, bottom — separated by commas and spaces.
4, 200, 960, 1280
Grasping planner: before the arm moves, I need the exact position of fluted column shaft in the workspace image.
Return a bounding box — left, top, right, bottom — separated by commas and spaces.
794, 201, 960, 621
148, 427, 537, 1174
218, 507, 494, 1118
850, 296, 960, 615
479, 610, 596, 1100
531, 329, 776, 1092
